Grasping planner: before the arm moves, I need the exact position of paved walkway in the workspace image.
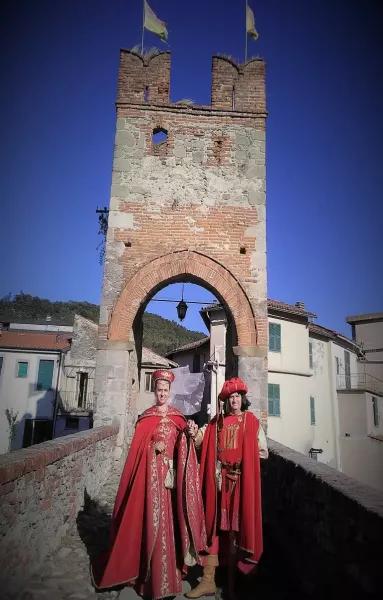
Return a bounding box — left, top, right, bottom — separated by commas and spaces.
19, 472, 302, 600
20, 473, 120, 600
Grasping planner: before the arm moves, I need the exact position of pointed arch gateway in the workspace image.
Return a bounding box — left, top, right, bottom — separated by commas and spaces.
108, 250, 257, 347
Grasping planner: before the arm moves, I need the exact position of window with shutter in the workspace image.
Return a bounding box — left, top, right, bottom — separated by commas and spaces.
17, 362, 28, 377
37, 360, 54, 391
310, 396, 316, 425
268, 383, 280, 416
0, 357, 3, 376
269, 323, 281, 353
309, 343, 313, 369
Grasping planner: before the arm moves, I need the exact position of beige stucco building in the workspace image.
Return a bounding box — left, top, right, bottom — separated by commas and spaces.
0, 315, 177, 453
168, 300, 383, 492
0, 318, 71, 454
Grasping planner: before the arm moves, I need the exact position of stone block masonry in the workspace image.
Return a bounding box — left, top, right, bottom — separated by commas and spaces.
262, 439, 383, 598
0, 426, 118, 596
94, 49, 269, 456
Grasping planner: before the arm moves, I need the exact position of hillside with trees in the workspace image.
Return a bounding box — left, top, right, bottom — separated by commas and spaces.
0, 293, 206, 356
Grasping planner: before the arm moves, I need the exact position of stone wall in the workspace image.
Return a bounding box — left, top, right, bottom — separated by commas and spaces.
69, 314, 98, 363
94, 49, 269, 446
0, 426, 118, 595
262, 439, 383, 598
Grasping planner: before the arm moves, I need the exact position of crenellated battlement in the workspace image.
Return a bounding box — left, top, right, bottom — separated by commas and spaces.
211, 55, 266, 113
117, 49, 171, 104
116, 49, 266, 114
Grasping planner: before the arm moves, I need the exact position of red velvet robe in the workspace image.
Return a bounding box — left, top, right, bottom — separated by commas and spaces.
92, 406, 207, 599
199, 410, 263, 572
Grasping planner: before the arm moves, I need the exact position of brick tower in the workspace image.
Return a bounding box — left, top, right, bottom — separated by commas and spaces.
94, 50, 268, 461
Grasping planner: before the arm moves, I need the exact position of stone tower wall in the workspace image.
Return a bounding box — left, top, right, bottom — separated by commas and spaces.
94, 50, 268, 458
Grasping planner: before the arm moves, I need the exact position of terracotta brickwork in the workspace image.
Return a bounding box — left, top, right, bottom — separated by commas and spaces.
117, 50, 170, 104
211, 56, 266, 113
110, 250, 257, 347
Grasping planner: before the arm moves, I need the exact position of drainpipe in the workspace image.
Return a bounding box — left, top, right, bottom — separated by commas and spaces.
52, 350, 64, 438
328, 343, 341, 470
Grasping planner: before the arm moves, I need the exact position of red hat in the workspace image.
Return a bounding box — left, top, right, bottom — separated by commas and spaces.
152, 369, 175, 385
218, 377, 248, 400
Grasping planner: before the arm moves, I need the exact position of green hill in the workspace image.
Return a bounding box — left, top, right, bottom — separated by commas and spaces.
0, 293, 206, 356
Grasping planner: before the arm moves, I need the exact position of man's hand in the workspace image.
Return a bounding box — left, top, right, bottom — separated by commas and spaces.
186, 420, 198, 438
154, 441, 166, 453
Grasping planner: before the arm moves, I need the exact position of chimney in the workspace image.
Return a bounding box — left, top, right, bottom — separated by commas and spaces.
295, 301, 305, 310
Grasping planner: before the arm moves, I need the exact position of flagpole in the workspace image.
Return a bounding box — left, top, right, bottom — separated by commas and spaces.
245, 0, 248, 62
141, 0, 145, 55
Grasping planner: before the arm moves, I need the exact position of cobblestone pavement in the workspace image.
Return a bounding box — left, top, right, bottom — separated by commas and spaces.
18, 473, 303, 600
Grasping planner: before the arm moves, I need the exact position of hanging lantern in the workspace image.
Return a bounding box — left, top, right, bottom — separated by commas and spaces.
176, 299, 188, 322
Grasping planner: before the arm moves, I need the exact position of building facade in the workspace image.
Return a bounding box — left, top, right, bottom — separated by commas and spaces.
168, 301, 383, 492
0, 319, 71, 454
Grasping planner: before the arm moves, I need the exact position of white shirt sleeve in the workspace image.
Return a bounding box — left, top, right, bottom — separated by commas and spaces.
258, 423, 268, 459
194, 423, 208, 448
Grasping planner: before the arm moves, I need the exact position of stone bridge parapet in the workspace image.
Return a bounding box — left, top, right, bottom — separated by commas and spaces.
263, 439, 383, 598
0, 426, 118, 595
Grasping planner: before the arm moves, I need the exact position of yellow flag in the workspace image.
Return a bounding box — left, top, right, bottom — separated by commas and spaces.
246, 5, 259, 41
144, 1, 168, 41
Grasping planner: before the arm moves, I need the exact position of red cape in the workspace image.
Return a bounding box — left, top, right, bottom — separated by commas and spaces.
92, 407, 207, 589
200, 411, 263, 571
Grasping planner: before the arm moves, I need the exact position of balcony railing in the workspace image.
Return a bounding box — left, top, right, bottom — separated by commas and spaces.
336, 373, 383, 397
57, 390, 93, 413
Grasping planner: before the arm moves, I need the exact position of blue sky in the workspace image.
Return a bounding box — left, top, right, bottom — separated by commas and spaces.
1, 0, 382, 337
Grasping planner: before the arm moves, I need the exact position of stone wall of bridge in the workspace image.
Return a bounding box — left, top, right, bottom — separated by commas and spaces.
0, 426, 118, 596
262, 439, 383, 598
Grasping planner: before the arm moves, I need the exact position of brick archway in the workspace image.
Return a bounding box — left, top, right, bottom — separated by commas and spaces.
109, 250, 257, 347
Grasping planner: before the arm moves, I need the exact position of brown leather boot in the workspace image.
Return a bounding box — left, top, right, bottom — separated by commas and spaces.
185, 555, 218, 598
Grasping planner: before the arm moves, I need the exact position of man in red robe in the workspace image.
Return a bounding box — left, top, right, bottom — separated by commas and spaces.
185, 377, 268, 600
92, 369, 207, 599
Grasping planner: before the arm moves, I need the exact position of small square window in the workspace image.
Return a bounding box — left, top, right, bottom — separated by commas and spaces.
145, 373, 155, 392
17, 362, 28, 378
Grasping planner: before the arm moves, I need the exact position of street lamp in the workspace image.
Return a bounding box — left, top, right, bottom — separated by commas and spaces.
176, 299, 188, 322
176, 283, 188, 322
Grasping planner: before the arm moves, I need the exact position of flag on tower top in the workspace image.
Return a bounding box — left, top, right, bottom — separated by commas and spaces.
246, 4, 259, 41
144, 1, 168, 42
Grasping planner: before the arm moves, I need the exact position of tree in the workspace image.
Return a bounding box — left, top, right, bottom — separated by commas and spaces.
5, 408, 19, 452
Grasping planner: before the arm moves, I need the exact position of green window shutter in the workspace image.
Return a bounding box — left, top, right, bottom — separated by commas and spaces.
18, 362, 28, 377
269, 323, 281, 352
310, 396, 316, 425
37, 360, 54, 391
309, 343, 313, 369
268, 383, 280, 416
